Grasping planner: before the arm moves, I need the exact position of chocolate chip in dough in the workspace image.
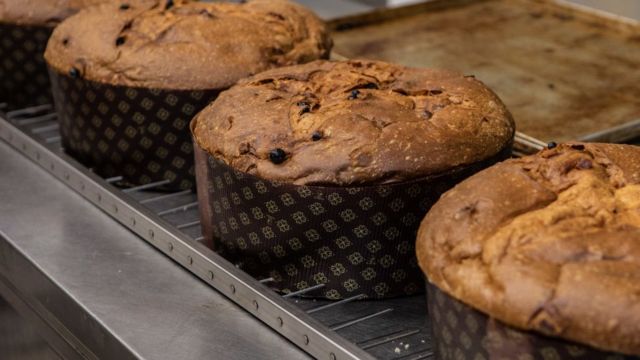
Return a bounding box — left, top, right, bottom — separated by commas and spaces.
115, 36, 126, 46
297, 101, 311, 115
69, 67, 81, 78
269, 148, 287, 164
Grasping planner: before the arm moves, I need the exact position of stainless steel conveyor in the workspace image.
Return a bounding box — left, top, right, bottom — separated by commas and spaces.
0, 119, 311, 360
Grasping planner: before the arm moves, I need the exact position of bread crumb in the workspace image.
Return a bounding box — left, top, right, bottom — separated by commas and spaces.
404, 344, 410, 350
394, 347, 401, 354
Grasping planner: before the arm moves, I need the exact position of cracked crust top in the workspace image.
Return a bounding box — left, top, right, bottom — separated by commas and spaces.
191, 59, 514, 186
416, 143, 640, 355
44, 0, 332, 89
0, 0, 108, 26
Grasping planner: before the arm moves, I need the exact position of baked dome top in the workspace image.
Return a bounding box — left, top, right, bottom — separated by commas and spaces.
192, 59, 514, 185
0, 0, 109, 26
417, 142, 640, 355
44, 0, 332, 89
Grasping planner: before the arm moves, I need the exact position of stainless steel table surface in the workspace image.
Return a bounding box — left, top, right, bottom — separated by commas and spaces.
0, 140, 309, 360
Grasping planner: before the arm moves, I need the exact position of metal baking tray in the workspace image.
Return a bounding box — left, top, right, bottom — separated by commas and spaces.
0, 102, 543, 360
329, 0, 640, 143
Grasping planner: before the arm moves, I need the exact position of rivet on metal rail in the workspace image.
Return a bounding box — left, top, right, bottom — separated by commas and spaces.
168, 243, 173, 251
187, 256, 193, 265
277, 317, 283, 327
329, 353, 336, 360
208, 271, 214, 280
229, 284, 236, 294
252, 300, 259, 310
148, 229, 154, 239
303, 335, 309, 345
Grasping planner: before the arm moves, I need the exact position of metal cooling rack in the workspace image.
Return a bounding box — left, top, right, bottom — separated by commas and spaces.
0, 103, 457, 360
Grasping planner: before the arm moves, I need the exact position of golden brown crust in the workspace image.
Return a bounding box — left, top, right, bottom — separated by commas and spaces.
192, 59, 514, 185
44, 0, 332, 89
417, 142, 640, 355
0, 0, 107, 26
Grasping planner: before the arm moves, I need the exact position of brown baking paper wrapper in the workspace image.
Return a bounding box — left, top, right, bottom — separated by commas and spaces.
194, 142, 510, 299
426, 282, 639, 360
49, 70, 220, 191
0, 24, 53, 110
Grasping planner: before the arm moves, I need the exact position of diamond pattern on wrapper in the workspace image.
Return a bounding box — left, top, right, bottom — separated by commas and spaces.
426, 283, 639, 360
195, 145, 510, 299
49, 70, 219, 191
0, 24, 53, 110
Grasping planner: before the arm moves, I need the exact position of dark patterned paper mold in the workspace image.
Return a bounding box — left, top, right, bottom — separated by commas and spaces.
0, 0, 115, 110
0, 24, 53, 110
427, 283, 640, 360
50, 70, 219, 190
194, 145, 509, 299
